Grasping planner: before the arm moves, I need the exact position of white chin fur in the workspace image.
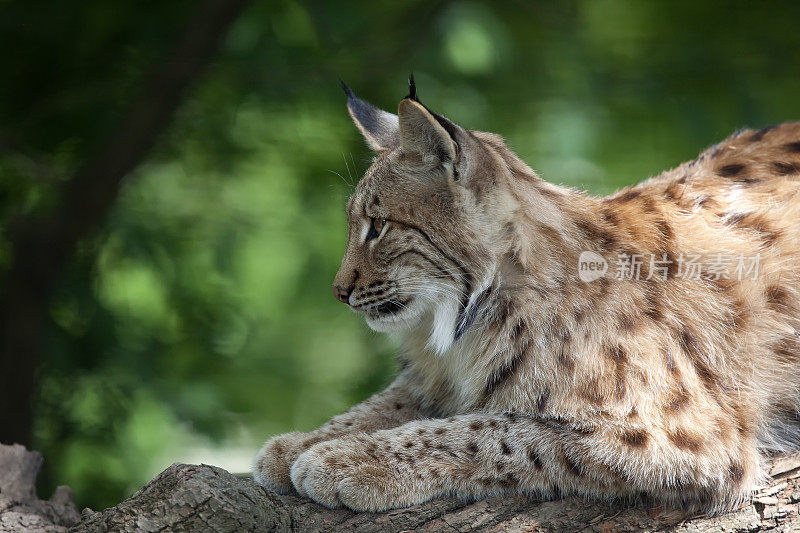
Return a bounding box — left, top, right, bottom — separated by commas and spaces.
364, 303, 424, 333
426, 297, 458, 354
360, 290, 461, 354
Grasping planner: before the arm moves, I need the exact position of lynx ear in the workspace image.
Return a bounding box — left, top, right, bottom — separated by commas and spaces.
341, 80, 399, 152
398, 98, 457, 164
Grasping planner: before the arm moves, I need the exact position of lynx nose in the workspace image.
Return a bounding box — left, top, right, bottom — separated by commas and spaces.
333, 284, 353, 304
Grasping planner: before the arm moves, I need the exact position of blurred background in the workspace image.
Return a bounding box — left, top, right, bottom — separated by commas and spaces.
1, 0, 799, 511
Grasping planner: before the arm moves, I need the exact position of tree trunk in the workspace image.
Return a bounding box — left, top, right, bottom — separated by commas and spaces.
0, 0, 252, 447
2, 444, 799, 533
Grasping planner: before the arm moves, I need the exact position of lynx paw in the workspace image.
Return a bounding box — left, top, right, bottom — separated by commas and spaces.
253, 432, 325, 494
290, 437, 427, 512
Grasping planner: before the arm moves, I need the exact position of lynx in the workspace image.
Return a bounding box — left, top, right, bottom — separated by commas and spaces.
253, 77, 800, 514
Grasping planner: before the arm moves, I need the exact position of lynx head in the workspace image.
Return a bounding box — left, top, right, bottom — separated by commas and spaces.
333, 78, 524, 353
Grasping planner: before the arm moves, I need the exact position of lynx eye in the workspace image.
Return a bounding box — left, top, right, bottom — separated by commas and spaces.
366, 218, 386, 241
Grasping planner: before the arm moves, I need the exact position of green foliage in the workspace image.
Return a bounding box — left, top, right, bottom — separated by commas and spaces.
1, 0, 799, 510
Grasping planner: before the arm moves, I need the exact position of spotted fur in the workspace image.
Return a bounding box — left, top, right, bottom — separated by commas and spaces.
254, 82, 800, 514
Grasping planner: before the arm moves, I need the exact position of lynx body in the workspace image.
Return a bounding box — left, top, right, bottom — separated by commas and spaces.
254, 80, 800, 513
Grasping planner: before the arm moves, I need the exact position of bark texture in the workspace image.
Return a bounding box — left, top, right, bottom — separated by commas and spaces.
2, 444, 799, 532
0, 444, 79, 532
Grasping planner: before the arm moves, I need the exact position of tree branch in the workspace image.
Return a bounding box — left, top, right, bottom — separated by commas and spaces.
0, 444, 79, 532
3, 444, 798, 532
73, 459, 800, 532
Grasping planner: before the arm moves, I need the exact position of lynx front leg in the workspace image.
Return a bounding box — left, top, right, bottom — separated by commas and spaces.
290, 412, 756, 512
253, 373, 426, 493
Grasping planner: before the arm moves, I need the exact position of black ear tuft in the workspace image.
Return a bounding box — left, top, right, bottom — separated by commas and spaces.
407, 73, 418, 102
401, 74, 456, 142
340, 80, 400, 152
339, 78, 355, 99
